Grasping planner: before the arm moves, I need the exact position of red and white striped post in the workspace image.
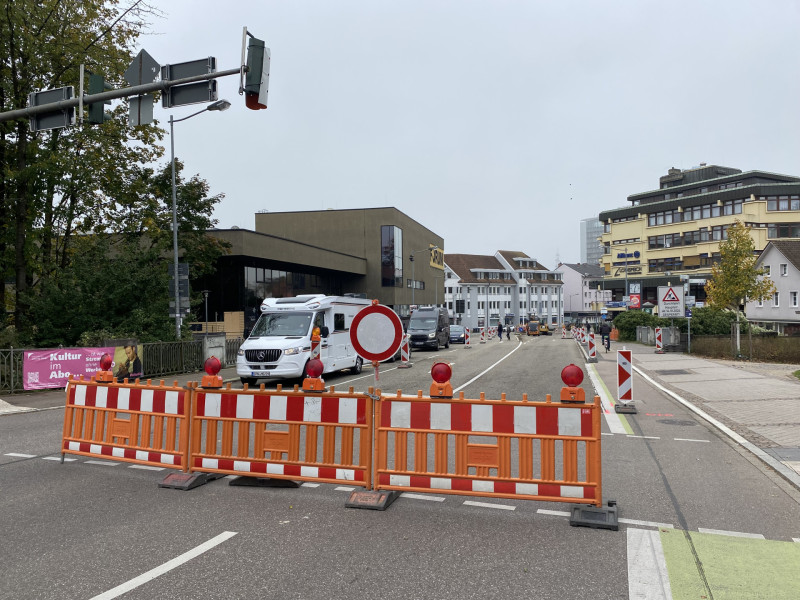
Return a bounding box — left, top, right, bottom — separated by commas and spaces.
465, 328, 472, 349
588, 333, 597, 363
310, 332, 321, 360
655, 327, 664, 354
562, 327, 566, 339
480, 327, 486, 343
615, 348, 636, 413
398, 333, 412, 368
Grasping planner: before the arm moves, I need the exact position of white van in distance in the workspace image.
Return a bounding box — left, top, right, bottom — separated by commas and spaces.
236, 294, 371, 386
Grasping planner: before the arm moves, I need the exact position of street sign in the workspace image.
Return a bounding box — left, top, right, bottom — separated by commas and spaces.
658, 286, 685, 318
629, 283, 641, 294
686, 309, 692, 318
129, 94, 154, 126
124, 50, 160, 86
349, 303, 404, 363
686, 295, 696, 307
628, 294, 641, 309
161, 57, 218, 108
28, 86, 75, 132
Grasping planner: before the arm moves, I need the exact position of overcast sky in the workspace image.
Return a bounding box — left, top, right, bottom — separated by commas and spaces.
139, 0, 800, 267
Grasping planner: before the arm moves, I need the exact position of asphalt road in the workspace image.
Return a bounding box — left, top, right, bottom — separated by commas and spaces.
2, 334, 799, 599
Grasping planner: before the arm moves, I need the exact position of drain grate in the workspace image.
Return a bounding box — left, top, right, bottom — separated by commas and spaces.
658, 369, 692, 375
657, 419, 697, 426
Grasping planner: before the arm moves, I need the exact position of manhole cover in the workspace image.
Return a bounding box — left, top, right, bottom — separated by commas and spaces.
657, 419, 697, 426
658, 369, 692, 375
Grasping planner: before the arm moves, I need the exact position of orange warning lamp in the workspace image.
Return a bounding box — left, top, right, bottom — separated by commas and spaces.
560, 363, 586, 403
430, 362, 453, 398
302, 358, 326, 392
96, 353, 114, 383
201, 356, 223, 389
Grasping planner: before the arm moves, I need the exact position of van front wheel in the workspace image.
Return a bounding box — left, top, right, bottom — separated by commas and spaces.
352, 356, 363, 374
240, 377, 257, 387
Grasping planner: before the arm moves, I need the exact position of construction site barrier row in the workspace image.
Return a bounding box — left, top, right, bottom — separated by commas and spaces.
61, 375, 606, 512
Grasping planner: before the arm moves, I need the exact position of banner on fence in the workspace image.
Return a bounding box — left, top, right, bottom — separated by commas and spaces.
23, 344, 143, 390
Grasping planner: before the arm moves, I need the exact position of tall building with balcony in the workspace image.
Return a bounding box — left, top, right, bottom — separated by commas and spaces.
599, 164, 800, 308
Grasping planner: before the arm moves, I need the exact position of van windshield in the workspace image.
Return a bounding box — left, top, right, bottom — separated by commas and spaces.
251, 312, 313, 337
409, 317, 437, 329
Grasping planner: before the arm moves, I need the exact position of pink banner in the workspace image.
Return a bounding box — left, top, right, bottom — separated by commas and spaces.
23, 347, 115, 391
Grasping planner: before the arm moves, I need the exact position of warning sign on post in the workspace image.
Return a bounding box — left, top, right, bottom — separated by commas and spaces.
658, 286, 685, 318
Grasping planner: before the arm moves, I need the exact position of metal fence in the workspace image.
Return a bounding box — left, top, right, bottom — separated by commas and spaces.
0, 338, 244, 395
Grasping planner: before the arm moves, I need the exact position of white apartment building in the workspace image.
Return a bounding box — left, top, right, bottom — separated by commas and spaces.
745, 240, 800, 335
443, 251, 563, 330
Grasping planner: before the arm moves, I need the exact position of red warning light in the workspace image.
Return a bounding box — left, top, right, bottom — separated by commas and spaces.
431, 362, 452, 384
99, 353, 113, 371
561, 364, 583, 387
306, 358, 324, 378
204, 356, 221, 376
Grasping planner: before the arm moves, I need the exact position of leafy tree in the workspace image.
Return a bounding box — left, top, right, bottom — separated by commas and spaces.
704, 220, 775, 354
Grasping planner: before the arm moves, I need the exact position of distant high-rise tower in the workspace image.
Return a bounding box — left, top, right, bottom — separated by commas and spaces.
580, 218, 604, 265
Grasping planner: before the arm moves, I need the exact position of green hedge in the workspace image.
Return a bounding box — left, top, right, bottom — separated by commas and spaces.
612, 306, 746, 341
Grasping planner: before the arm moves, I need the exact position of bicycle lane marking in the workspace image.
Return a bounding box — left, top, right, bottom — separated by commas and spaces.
452, 339, 523, 394
586, 363, 631, 434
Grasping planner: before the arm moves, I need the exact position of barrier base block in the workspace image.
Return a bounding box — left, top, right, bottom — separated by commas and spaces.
158, 472, 224, 491
614, 401, 637, 414
345, 489, 398, 511
569, 501, 619, 531
397, 363, 412, 369
228, 476, 300, 488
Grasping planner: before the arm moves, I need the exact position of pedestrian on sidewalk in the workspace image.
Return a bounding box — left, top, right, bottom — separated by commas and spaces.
506, 324, 511, 340
497, 322, 503, 342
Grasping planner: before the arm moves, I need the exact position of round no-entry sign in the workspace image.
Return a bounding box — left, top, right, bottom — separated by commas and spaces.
350, 303, 404, 363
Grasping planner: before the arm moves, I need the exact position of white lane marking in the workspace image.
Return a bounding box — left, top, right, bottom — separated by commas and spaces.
89, 531, 238, 600
5, 452, 36, 458
335, 486, 355, 491
697, 528, 765, 539
633, 365, 800, 489
452, 340, 523, 393
793, 538, 800, 543
674, 438, 710, 443
301, 482, 320, 488
601, 432, 614, 436
85, 460, 120, 466
628, 435, 660, 440
627, 528, 672, 600
129, 465, 165, 471
43, 456, 76, 462
619, 518, 674, 529
463, 500, 515, 511
537, 509, 570, 517
586, 364, 628, 434
400, 492, 446, 502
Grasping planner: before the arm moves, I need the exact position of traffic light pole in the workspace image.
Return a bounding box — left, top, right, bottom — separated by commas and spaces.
0, 67, 243, 124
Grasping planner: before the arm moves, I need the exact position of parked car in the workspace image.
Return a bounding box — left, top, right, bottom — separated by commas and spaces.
449, 325, 466, 344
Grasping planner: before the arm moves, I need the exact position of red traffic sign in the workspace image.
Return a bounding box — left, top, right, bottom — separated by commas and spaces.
350, 303, 404, 363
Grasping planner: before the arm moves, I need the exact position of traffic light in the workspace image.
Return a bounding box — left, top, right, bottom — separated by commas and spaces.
245, 37, 270, 110
87, 74, 112, 124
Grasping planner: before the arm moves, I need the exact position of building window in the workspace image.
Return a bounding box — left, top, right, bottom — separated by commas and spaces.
381, 225, 403, 287
791, 291, 798, 307
780, 263, 788, 276
773, 292, 780, 307
763, 265, 771, 277
765, 195, 800, 211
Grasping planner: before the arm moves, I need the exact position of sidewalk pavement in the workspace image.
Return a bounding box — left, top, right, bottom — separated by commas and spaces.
579, 336, 800, 490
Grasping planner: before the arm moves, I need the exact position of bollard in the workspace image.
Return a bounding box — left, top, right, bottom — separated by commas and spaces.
465, 328, 472, 349
587, 333, 597, 363
655, 327, 664, 354
398, 333, 412, 368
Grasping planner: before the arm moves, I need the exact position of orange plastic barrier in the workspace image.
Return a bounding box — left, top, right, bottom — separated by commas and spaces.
610, 328, 619, 341
62, 377, 190, 470
374, 390, 602, 505
189, 384, 373, 487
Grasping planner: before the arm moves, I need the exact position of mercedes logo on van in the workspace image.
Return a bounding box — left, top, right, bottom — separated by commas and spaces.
256, 350, 266, 361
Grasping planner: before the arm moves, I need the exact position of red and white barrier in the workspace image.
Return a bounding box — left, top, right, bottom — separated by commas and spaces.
588, 333, 597, 362
465, 328, 472, 349
398, 333, 412, 368
615, 349, 636, 413
561, 327, 566, 339
310, 334, 321, 360
655, 327, 664, 354
480, 327, 486, 343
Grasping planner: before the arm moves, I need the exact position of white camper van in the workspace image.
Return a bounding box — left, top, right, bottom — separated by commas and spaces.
236, 294, 371, 385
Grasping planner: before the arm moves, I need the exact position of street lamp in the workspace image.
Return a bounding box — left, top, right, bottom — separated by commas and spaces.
202, 290, 210, 334
410, 246, 439, 307
170, 99, 230, 338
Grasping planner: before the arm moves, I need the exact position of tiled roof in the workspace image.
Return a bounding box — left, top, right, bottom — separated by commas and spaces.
496, 250, 550, 270
444, 254, 505, 283
765, 240, 800, 272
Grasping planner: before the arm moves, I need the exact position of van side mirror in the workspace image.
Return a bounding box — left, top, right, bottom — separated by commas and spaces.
320, 326, 330, 338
